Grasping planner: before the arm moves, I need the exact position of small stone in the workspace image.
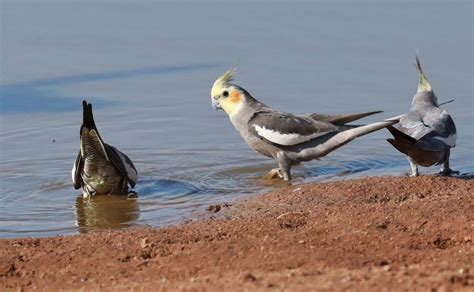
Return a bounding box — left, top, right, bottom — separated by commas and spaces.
383, 265, 391, 272
207, 205, 221, 213
244, 273, 257, 282
140, 238, 149, 249
277, 212, 308, 229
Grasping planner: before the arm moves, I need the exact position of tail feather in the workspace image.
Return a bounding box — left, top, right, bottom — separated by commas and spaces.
386, 125, 417, 143
79, 100, 107, 160
387, 138, 409, 155
82, 100, 97, 130
386, 125, 444, 166
309, 111, 382, 125
297, 118, 398, 161
386, 125, 417, 155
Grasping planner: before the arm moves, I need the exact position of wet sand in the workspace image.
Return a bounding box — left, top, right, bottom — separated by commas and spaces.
1, 175, 473, 291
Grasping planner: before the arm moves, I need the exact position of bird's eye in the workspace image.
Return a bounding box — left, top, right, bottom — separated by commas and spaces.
222, 91, 229, 97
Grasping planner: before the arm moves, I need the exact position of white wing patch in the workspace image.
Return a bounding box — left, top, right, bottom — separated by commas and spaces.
433, 133, 457, 148
254, 125, 321, 146
71, 161, 77, 184
114, 148, 138, 185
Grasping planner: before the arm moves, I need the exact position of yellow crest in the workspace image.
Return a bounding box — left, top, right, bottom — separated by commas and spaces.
211, 67, 236, 97
415, 53, 432, 92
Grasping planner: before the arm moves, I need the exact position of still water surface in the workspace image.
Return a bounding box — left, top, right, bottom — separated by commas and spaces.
1, 1, 472, 238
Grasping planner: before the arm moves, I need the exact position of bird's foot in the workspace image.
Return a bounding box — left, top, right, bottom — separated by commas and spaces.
409, 172, 419, 177
263, 168, 284, 180
438, 168, 459, 177
127, 191, 138, 198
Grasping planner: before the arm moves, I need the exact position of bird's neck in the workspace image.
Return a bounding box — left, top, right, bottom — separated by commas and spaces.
411, 91, 438, 108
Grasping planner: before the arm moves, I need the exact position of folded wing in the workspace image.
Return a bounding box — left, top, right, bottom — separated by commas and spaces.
249, 111, 338, 146
400, 109, 456, 150
72, 150, 83, 190
105, 144, 138, 188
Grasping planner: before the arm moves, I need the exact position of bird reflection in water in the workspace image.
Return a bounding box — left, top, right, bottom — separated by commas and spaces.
74, 193, 139, 233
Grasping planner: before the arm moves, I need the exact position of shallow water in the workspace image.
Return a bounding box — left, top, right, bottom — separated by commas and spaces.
0, 1, 472, 238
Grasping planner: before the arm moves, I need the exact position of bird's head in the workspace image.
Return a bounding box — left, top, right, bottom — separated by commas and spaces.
211, 68, 252, 117
412, 54, 439, 107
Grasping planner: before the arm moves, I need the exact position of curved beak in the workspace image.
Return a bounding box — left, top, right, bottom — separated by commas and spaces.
211, 97, 221, 110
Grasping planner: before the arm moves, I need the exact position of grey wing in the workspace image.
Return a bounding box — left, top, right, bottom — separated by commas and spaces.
399, 111, 431, 139
421, 109, 457, 147
248, 111, 338, 146
105, 144, 138, 188
71, 150, 83, 189
400, 109, 457, 149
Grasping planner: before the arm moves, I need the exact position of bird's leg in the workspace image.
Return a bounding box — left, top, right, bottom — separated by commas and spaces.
277, 152, 292, 181
407, 157, 419, 177
439, 149, 458, 176
280, 167, 291, 181
440, 159, 451, 176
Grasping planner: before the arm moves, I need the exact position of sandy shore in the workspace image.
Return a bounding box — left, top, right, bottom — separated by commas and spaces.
1, 175, 473, 291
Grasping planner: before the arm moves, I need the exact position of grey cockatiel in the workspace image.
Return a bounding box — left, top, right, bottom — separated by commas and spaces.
210, 69, 400, 181
72, 101, 138, 197
386, 55, 457, 177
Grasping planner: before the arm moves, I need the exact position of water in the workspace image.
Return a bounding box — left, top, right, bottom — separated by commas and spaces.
0, 1, 472, 238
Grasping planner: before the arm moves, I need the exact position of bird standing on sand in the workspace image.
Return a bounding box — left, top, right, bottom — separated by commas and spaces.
72, 101, 138, 197
210, 69, 400, 181
386, 55, 457, 177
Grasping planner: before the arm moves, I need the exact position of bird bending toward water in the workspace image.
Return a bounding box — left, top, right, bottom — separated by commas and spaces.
386, 55, 457, 177
210, 68, 400, 181
72, 101, 138, 197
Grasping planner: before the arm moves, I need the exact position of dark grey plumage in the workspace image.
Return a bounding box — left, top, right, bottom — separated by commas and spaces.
72, 101, 138, 196
386, 55, 457, 176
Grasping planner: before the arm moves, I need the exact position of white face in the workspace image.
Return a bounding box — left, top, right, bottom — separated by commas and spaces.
211, 85, 245, 116
211, 86, 230, 110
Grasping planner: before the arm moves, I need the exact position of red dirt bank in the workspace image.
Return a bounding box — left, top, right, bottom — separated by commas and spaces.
1, 176, 473, 291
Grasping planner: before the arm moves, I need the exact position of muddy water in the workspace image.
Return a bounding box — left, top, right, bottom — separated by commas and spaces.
0, 1, 472, 238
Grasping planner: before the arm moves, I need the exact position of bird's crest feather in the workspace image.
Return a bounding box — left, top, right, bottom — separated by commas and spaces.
211, 67, 236, 97
415, 53, 432, 92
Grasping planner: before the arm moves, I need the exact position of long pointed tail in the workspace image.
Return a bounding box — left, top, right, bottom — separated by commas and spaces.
297, 115, 401, 161
80, 100, 108, 161
386, 125, 418, 155
82, 100, 97, 130
309, 110, 383, 125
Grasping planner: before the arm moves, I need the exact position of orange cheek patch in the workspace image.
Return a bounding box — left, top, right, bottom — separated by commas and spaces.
230, 91, 242, 104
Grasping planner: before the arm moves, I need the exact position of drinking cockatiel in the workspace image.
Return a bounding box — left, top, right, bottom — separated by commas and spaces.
72, 101, 137, 196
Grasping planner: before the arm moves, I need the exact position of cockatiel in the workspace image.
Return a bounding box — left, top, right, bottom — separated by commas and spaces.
386, 55, 457, 176
211, 69, 400, 181
72, 101, 138, 197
